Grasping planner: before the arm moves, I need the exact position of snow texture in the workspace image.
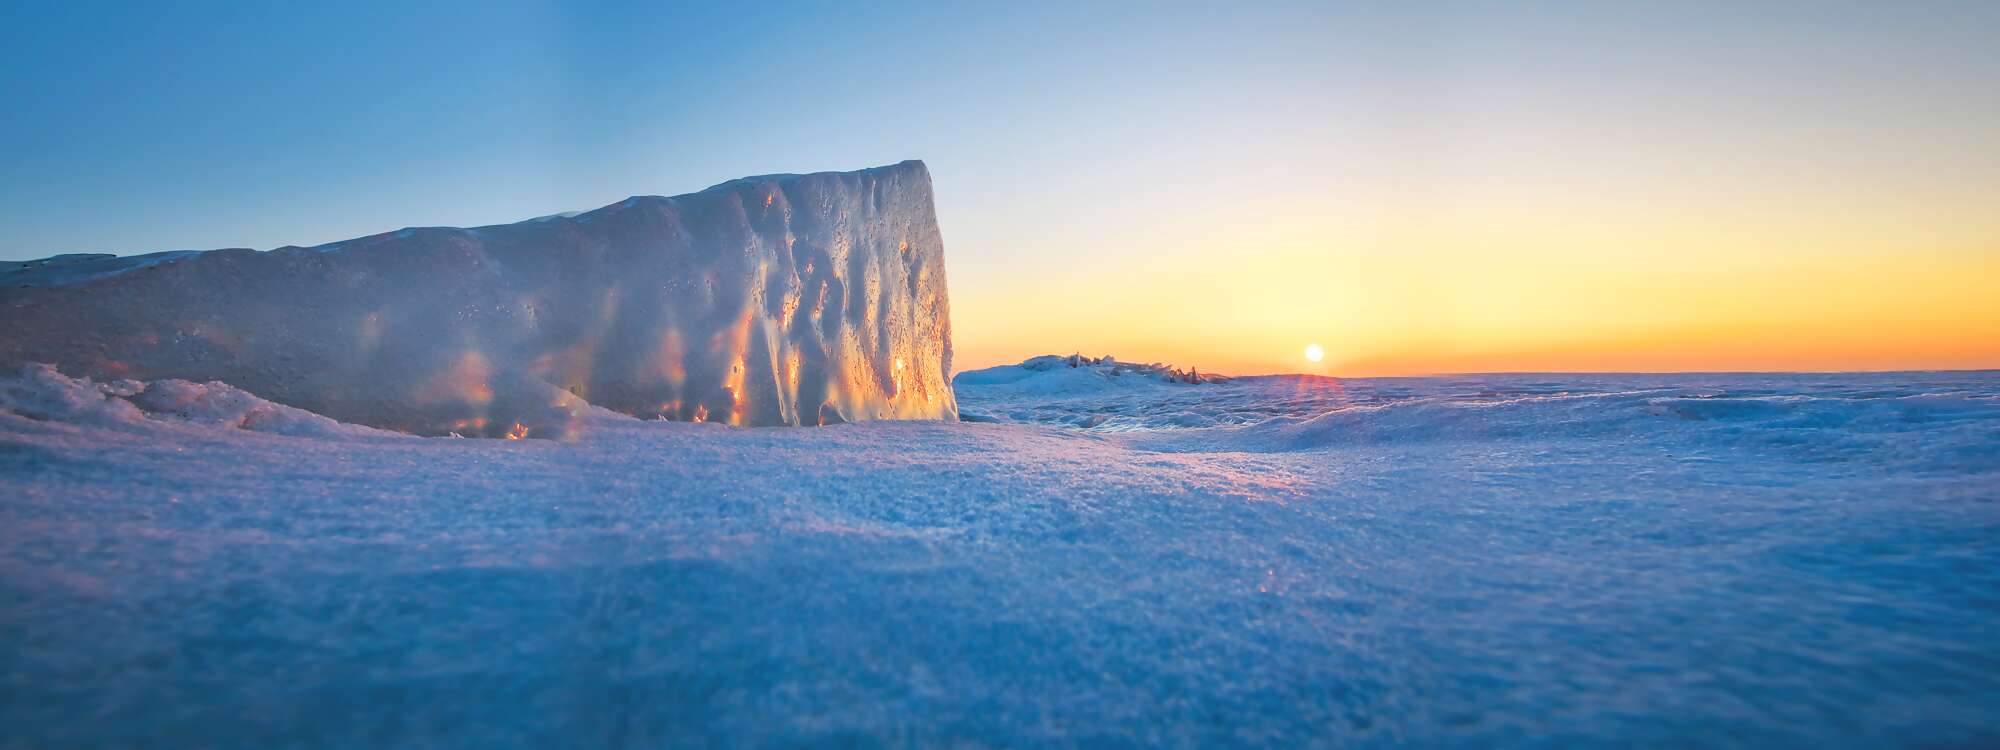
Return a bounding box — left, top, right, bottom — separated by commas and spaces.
0, 161, 955, 437
3, 364, 1998, 746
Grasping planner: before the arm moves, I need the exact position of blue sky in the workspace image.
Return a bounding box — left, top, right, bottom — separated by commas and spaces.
6, 1, 1338, 254
4, 1, 1996, 372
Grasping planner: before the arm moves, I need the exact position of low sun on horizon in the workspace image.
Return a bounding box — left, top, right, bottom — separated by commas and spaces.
1304, 343, 1325, 364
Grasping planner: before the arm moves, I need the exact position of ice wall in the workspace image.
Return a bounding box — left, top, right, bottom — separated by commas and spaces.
0, 161, 956, 436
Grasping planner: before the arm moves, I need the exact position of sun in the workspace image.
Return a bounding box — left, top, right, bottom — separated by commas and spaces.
1304, 343, 1325, 363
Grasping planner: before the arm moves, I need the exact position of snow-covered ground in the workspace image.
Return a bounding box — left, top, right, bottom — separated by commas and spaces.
3, 362, 1998, 746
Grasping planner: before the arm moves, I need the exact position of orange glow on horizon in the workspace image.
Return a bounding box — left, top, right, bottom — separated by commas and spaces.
948, 186, 2000, 377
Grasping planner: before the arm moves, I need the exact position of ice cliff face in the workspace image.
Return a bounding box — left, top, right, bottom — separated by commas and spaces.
0, 161, 956, 436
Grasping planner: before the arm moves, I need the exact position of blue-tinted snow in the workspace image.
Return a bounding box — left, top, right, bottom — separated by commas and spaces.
2, 364, 1998, 747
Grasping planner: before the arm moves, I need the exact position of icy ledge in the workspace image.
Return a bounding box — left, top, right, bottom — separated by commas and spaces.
0, 161, 956, 437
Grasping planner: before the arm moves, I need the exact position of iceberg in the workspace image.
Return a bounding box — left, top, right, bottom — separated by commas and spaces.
0, 161, 957, 436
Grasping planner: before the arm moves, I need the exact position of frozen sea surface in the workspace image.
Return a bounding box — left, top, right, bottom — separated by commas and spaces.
3, 366, 1998, 747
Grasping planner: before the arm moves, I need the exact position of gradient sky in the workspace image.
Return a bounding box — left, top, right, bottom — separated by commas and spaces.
4, 1, 1996, 375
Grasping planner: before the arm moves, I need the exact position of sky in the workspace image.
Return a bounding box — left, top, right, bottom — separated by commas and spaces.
3, 1, 1996, 375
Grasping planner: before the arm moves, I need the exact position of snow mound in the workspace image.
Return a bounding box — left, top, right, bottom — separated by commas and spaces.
0, 161, 956, 436
0, 363, 399, 438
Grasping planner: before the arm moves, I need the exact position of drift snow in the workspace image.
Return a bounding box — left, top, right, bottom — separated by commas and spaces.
3, 360, 1998, 746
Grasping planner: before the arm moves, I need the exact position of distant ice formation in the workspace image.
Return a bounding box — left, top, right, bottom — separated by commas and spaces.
950, 354, 1233, 426
0, 161, 957, 436
955, 354, 1229, 389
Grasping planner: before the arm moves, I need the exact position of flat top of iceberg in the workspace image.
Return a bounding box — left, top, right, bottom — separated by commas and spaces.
700, 159, 927, 194
0, 249, 203, 286
0, 160, 930, 287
